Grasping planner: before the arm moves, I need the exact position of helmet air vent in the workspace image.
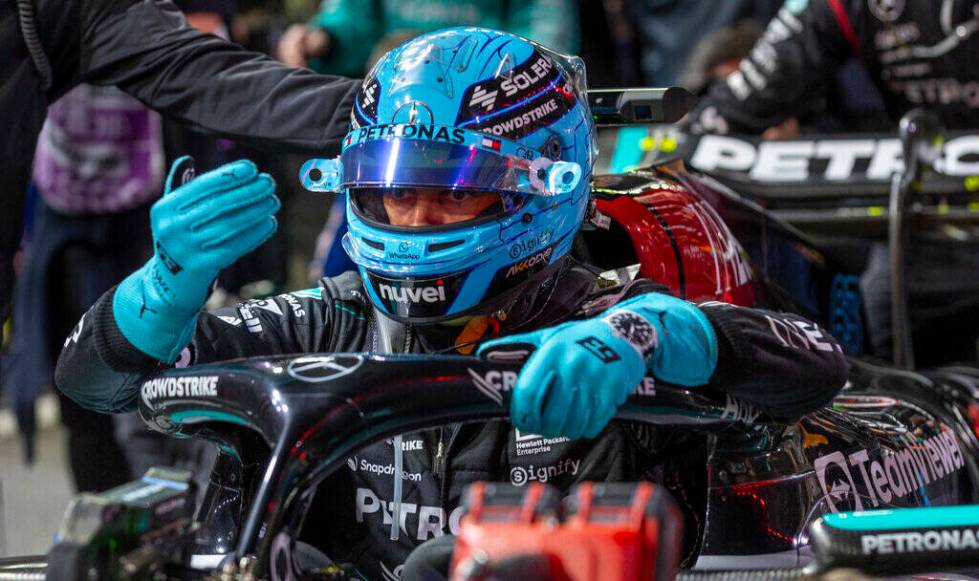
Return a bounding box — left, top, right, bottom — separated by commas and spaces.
362, 238, 385, 250
428, 239, 465, 252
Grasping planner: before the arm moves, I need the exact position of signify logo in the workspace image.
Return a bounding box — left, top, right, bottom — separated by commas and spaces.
509, 458, 581, 486
378, 282, 447, 304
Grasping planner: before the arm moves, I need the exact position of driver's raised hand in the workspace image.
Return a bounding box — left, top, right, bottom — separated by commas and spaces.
113, 157, 279, 363
478, 293, 718, 439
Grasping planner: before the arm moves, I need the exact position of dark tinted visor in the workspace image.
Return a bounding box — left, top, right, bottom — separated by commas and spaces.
351, 187, 524, 228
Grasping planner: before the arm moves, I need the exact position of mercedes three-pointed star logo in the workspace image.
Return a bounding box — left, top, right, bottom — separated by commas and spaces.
286, 354, 364, 383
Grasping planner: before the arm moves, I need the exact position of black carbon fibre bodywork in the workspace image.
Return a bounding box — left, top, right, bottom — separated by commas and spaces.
133, 354, 786, 572
588, 167, 979, 569
127, 350, 979, 574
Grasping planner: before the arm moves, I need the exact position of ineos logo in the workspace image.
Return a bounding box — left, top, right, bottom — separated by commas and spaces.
287, 355, 364, 383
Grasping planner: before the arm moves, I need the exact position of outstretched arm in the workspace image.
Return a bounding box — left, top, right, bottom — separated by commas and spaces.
55, 283, 354, 413
77, 0, 359, 154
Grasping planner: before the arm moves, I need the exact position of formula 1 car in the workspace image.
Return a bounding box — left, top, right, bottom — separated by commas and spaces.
3, 91, 979, 581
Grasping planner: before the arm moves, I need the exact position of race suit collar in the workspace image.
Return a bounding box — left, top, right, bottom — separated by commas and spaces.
405, 257, 599, 354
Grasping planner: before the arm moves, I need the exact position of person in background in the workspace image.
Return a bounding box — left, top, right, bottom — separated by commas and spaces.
4, 85, 161, 490
680, 20, 763, 97
625, 0, 781, 87
687, 0, 979, 135
678, 19, 805, 140
0, 0, 360, 360
686, 0, 979, 366
277, 0, 580, 76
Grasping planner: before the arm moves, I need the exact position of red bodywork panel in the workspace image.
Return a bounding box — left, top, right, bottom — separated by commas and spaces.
594, 179, 756, 306
451, 482, 683, 581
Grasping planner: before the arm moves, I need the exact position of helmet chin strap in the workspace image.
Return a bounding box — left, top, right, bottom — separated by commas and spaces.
368, 291, 512, 541
373, 308, 411, 354
371, 309, 411, 542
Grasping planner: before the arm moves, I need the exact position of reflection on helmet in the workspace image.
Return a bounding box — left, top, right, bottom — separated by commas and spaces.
312, 27, 596, 323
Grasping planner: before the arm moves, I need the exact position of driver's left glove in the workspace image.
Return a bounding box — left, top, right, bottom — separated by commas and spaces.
477, 293, 717, 439
113, 157, 279, 362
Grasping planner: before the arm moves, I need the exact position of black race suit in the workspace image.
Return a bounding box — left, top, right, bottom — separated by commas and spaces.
56, 261, 848, 578
0, 0, 359, 328
687, 0, 979, 134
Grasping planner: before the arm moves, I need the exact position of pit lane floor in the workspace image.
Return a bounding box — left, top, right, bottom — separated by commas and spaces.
0, 397, 73, 557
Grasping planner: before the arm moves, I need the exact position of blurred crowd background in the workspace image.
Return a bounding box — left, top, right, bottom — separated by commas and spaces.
0, 0, 896, 556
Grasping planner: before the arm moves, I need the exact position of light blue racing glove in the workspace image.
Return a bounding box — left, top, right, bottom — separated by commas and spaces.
113, 157, 279, 362
477, 293, 718, 439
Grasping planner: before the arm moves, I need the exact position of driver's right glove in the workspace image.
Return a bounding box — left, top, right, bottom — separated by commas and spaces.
112, 157, 279, 362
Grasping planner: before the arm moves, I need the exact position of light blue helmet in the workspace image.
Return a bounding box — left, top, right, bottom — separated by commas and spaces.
301, 27, 596, 323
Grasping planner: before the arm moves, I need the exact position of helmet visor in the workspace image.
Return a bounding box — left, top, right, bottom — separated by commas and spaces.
300, 126, 584, 209
350, 187, 515, 228
340, 137, 540, 194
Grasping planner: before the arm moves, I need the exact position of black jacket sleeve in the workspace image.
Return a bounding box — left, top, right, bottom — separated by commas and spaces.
699, 300, 849, 418
685, 1, 857, 135
72, 0, 359, 153
54, 275, 367, 413
572, 278, 847, 417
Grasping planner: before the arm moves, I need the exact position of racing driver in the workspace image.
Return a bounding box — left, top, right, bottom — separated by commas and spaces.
56, 28, 849, 579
